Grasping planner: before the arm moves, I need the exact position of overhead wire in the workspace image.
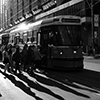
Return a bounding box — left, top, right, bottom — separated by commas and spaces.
1, 0, 100, 29
75, 0, 100, 16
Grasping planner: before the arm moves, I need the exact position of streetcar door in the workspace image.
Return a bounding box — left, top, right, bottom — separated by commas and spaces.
38, 27, 49, 66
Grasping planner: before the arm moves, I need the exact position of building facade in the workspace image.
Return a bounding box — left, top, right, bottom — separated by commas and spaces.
0, 0, 2, 28
0, 0, 100, 53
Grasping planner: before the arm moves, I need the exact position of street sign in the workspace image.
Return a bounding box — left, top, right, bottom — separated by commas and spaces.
94, 15, 99, 27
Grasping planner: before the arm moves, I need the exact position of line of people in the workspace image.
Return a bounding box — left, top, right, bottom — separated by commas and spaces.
0, 43, 42, 75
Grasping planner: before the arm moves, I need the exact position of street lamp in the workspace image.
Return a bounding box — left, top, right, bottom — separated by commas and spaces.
85, 0, 95, 56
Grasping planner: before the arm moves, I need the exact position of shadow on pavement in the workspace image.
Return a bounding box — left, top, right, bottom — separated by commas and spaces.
16, 73, 65, 100
1, 63, 99, 99
0, 93, 2, 97
0, 70, 43, 100
0, 68, 64, 100
17, 71, 90, 99
34, 72, 90, 99
44, 69, 100, 93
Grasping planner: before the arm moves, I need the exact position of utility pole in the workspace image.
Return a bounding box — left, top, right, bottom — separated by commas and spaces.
91, 0, 93, 42
91, 0, 95, 56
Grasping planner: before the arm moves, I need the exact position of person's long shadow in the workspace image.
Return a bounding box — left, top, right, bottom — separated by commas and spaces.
17, 72, 90, 99
0, 71, 43, 100
0, 64, 64, 100
42, 69, 100, 93
31, 74, 90, 98
0, 63, 5, 69
0, 93, 2, 97
17, 73, 65, 100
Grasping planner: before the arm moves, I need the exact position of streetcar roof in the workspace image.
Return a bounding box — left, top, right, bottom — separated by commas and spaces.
30, 15, 81, 30
10, 15, 81, 33
42, 15, 81, 24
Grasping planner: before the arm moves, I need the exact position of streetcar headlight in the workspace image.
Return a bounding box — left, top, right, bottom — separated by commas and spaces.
74, 51, 77, 54
60, 52, 63, 55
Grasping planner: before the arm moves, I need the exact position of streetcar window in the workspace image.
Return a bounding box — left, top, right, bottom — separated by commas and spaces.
41, 25, 82, 46
49, 30, 62, 46
41, 26, 62, 46
59, 25, 82, 46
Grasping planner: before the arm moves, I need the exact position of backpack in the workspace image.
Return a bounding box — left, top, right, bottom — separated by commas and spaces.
12, 51, 20, 63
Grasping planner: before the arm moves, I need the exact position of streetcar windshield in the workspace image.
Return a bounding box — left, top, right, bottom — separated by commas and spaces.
42, 25, 82, 46
58, 25, 82, 46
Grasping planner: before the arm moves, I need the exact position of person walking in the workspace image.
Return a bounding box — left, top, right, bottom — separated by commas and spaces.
26, 45, 34, 75
32, 45, 42, 72
0, 49, 2, 61
12, 46, 21, 74
2, 46, 9, 74
8, 44, 13, 73
21, 44, 28, 71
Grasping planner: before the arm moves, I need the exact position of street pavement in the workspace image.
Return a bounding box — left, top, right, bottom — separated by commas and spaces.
0, 57, 100, 100
84, 55, 100, 72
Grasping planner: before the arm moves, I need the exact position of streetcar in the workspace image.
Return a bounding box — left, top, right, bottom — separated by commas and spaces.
30, 15, 84, 70
1, 15, 84, 70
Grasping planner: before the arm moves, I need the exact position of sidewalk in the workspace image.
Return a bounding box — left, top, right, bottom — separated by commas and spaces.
83, 53, 100, 59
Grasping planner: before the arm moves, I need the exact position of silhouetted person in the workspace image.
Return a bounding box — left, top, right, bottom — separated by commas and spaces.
0, 50, 2, 61
32, 45, 42, 72
12, 46, 21, 74
2, 46, 9, 74
21, 44, 28, 71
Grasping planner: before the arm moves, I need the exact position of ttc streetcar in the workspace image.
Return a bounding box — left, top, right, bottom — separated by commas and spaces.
32, 15, 84, 70
0, 15, 84, 70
